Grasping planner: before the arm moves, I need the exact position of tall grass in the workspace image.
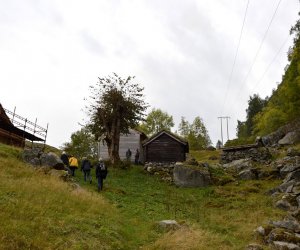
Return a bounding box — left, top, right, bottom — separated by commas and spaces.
78, 165, 284, 249
0, 144, 128, 249
0, 143, 285, 249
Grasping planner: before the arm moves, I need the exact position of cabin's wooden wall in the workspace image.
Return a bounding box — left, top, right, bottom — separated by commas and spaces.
0, 128, 24, 147
145, 133, 186, 162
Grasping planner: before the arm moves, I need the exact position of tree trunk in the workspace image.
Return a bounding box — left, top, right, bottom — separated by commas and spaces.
105, 136, 113, 160
110, 117, 121, 164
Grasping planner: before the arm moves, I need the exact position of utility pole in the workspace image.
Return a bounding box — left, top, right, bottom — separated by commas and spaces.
218, 116, 230, 145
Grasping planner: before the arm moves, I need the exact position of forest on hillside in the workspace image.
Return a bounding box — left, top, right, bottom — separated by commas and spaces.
232, 15, 300, 145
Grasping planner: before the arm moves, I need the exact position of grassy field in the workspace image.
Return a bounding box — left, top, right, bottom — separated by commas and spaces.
0, 144, 286, 249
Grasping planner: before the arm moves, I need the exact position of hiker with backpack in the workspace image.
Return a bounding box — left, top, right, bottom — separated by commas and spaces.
95, 158, 108, 191
81, 157, 92, 183
69, 155, 79, 176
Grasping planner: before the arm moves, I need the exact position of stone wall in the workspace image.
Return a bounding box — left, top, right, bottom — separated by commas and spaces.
221, 147, 272, 164
144, 162, 175, 182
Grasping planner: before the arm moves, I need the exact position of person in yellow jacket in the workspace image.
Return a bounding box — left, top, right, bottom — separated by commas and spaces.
69, 155, 79, 176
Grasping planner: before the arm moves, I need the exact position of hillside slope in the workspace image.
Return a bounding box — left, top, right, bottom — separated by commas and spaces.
0, 144, 286, 249
0, 143, 129, 249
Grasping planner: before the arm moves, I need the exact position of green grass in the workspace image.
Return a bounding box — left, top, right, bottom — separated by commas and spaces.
190, 150, 220, 164
77, 165, 284, 249
0, 143, 286, 249
0, 143, 130, 249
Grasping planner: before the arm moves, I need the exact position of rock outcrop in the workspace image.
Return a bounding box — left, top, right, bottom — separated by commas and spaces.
173, 165, 211, 187
23, 148, 65, 170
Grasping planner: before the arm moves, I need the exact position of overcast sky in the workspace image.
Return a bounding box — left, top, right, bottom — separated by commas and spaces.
1, 0, 299, 148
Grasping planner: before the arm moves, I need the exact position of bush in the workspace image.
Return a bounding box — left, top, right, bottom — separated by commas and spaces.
114, 160, 132, 169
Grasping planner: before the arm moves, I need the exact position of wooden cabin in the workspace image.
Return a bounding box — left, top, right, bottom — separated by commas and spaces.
0, 103, 45, 147
98, 129, 147, 163
143, 130, 189, 163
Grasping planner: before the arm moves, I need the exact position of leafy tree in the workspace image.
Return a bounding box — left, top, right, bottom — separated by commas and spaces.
178, 116, 190, 138
216, 140, 223, 149
61, 126, 98, 160
253, 15, 300, 135
178, 116, 211, 150
139, 108, 174, 136
245, 94, 268, 135
236, 94, 267, 138
87, 73, 147, 164
236, 120, 247, 138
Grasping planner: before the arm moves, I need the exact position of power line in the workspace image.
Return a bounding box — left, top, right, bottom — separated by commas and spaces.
250, 34, 289, 93
221, 0, 250, 116
232, 0, 282, 103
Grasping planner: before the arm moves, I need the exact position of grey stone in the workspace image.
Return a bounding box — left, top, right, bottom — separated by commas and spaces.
278, 181, 296, 193
158, 220, 180, 231
40, 152, 64, 170
270, 219, 300, 233
281, 165, 300, 178
285, 170, 300, 183
255, 226, 265, 236
173, 165, 211, 187
272, 241, 300, 250
22, 148, 43, 165
245, 243, 263, 250
238, 169, 257, 180
223, 158, 252, 172
279, 131, 300, 145
275, 199, 295, 211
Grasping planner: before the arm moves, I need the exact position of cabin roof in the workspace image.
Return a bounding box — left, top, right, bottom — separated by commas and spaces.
142, 130, 188, 147
0, 103, 45, 142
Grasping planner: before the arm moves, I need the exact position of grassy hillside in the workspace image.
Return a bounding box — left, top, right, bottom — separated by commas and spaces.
0, 143, 129, 249
0, 144, 286, 249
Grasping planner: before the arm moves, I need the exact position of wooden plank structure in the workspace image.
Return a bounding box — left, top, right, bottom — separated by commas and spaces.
143, 130, 189, 163
98, 129, 147, 162
0, 103, 47, 148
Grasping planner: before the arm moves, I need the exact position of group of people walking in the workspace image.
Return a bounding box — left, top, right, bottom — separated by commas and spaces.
60, 148, 140, 191
60, 152, 108, 191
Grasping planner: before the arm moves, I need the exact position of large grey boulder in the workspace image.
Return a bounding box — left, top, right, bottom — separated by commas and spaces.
23, 148, 42, 166
279, 130, 300, 145
173, 165, 211, 187
238, 169, 257, 180
40, 152, 64, 170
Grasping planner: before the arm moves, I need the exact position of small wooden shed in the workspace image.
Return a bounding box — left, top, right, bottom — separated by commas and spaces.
143, 130, 189, 163
98, 129, 147, 163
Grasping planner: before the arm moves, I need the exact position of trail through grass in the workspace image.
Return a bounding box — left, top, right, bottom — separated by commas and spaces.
0, 143, 286, 249
76, 164, 284, 249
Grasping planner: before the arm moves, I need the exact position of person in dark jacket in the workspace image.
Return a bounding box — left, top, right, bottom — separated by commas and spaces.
61, 151, 71, 174
95, 158, 107, 191
81, 157, 92, 183
134, 149, 140, 165
126, 148, 132, 161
